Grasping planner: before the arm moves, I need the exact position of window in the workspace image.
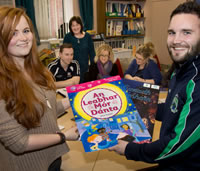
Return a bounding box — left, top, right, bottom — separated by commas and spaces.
34, 0, 73, 40
0, 0, 14, 5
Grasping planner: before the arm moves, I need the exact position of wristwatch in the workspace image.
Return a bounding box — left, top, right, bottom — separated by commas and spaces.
56, 131, 66, 144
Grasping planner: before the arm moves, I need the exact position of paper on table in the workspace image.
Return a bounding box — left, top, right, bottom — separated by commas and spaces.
58, 124, 65, 130
56, 88, 68, 98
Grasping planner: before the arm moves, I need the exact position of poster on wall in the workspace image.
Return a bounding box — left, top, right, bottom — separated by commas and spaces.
66, 76, 151, 152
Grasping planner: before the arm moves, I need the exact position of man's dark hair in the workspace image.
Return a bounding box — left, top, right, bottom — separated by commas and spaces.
170, 1, 200, 20
59, 43, 73, 53
69, 16, 84, 35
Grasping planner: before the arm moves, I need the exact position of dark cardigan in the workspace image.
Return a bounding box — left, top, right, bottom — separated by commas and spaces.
84, 62, 119, 82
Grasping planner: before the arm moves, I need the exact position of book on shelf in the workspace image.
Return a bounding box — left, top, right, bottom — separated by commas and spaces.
115, 21, 123, 36
122, 4, 128, 17
106, 2, 125, 17
111, 20, 115, 36
105, 2, 143, 18
129, 20, 134, 31
112, 3, 119, 13
127, 4, 133, 18
136, 20, 145, 34
66, 76, 151, 152
131, 4, 136, 17
105, 19, 144, 36
106, 2, 112, 13
106, 20, 111, 36
122, 79, 160, 137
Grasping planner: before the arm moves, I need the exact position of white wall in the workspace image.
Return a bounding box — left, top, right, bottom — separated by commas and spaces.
73, 0, 80, 16
0, 0, 14, 5
144, 0, 185, 65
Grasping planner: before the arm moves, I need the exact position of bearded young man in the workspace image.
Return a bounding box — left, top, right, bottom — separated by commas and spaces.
108, 1, 200, 170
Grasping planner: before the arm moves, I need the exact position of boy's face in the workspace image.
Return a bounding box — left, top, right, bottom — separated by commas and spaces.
60, 48, 74, 65
167, 14, 200, 64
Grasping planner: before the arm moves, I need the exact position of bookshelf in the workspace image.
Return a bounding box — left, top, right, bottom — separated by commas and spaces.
97, 0, 146, 38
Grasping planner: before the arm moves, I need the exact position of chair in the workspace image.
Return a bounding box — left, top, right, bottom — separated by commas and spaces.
115, 58, 124, 78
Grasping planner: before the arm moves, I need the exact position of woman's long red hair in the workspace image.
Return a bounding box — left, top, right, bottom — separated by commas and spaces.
0, 6, 55, 129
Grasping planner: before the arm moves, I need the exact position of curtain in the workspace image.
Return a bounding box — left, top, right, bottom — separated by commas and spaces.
0, 0, 13, 5
15, 0, 40, 44
78, 0, 93, 31
63, 0, 73, 25
34, 0, 50, 39
34, 0, 64, 39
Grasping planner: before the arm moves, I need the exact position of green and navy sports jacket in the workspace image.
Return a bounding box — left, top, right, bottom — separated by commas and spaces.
125, 54, 200, 170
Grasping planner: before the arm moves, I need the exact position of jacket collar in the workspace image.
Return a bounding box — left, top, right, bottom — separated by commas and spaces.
174, 53, 200, 76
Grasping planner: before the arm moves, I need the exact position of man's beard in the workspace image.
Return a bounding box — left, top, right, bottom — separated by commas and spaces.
167, 40, 200, 64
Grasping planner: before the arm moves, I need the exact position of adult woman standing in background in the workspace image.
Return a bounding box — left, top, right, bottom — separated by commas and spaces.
63, 16, 96, 83
0, 6, 79, 171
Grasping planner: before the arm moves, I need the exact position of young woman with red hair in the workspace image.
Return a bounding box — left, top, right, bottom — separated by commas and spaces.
0, 6, 79, 171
